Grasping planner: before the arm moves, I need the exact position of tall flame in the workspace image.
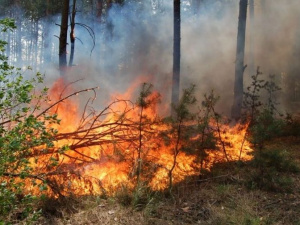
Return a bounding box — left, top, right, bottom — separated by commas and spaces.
24, 78, 253, 196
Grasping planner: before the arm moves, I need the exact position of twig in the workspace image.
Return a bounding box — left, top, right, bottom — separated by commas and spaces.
36, 87, 99, 118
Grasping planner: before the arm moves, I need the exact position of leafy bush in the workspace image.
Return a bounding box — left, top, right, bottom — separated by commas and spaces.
0, 19, 60, 223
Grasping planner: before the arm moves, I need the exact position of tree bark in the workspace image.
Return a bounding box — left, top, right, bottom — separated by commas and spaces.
248, 0, 255, 75
107, 0, 112, 8
171, 0, 181, 109
287, 22, 300, 103
96, 0, 104, 21
69, 0, 76, 67
42, 1, 51, 65
231, 0, 248, 121
59, 0, 70, 76
46, 0, 50, 15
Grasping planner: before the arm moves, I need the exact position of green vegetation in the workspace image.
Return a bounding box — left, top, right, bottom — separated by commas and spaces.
0, 19, 61, 223
0, 18, 300, 224
248, 148, 299, 192
241, 68, 300, 194
162, 84, 198, 193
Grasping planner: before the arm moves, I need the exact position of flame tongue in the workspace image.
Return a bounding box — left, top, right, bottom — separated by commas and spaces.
26, 79, 253, 196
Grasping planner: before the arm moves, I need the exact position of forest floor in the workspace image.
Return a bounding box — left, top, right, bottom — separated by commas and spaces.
40, 136, 300, 225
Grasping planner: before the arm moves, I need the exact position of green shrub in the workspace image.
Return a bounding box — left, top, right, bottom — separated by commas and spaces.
248, 149, 299, 192
0, 19, 60, 223
249, 109, 284, 150
281, 113, 300, 137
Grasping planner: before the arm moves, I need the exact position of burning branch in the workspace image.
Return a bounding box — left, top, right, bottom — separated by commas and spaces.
1, 78, 253, 199
36, 86, 99, 119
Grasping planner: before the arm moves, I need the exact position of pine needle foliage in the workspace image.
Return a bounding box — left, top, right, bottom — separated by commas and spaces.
243, 68, 299, 192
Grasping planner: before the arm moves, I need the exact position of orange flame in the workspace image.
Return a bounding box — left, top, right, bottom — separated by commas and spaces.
24, 78, 253, 196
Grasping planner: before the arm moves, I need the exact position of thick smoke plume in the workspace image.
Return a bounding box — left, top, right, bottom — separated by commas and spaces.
1, 0, 300, 115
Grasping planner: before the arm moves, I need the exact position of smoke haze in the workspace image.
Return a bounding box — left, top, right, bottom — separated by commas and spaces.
1, 0, 300, 115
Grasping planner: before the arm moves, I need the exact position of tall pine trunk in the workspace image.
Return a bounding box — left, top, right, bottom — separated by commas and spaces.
171, 0, 181, 109
96, 0, 103, 21
248, 0, 255, 75
69, 0, 76, 66
231, 0, 248, 121
287, 22, 300, 103
59, 0, 70, 76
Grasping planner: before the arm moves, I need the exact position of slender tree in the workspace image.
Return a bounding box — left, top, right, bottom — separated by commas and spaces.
96, 0, 104, 20
42, 0, 51, 65
59, 0, 70, 75
107, 0, 112, 9
171, 0, 181, 110
69, 0, 76, 66
287, 21, 300, 102
231, 0, 248, 121
168, 85, 196, 193
248, 0, 255, 75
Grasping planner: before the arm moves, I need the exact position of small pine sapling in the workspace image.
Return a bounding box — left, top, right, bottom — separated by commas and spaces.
135, 83, 160, 187
161, 84, 196, 193
188, 90, 219, 174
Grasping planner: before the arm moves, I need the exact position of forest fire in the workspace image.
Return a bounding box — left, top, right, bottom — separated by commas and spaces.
1, 0, 300, 223
24, 78, 253, 196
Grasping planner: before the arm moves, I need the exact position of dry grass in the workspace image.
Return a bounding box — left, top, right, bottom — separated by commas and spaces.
38, 136, 300, 225
41, 197, 146, 225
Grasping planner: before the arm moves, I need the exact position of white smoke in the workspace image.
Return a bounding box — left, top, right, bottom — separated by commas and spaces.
2, 0, 300, 115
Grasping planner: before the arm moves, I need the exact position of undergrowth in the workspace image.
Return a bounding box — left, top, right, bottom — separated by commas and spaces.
242, 68, 300, 193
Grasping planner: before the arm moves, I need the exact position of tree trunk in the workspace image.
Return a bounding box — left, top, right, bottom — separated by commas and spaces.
231, 0, 248, 121
248, 0, 255, 76
96, 0, 104, 21
42, 0, 51, 66
287, 22, 300, 103
46, 0, 50, 15
34, 20, 39, 70
14, 0, 21, 63
59, 0, 70, 76
171, 0, 181, 109
107, 0, 112, 9
69, 0, 76, 67
106, 0, 114, 38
